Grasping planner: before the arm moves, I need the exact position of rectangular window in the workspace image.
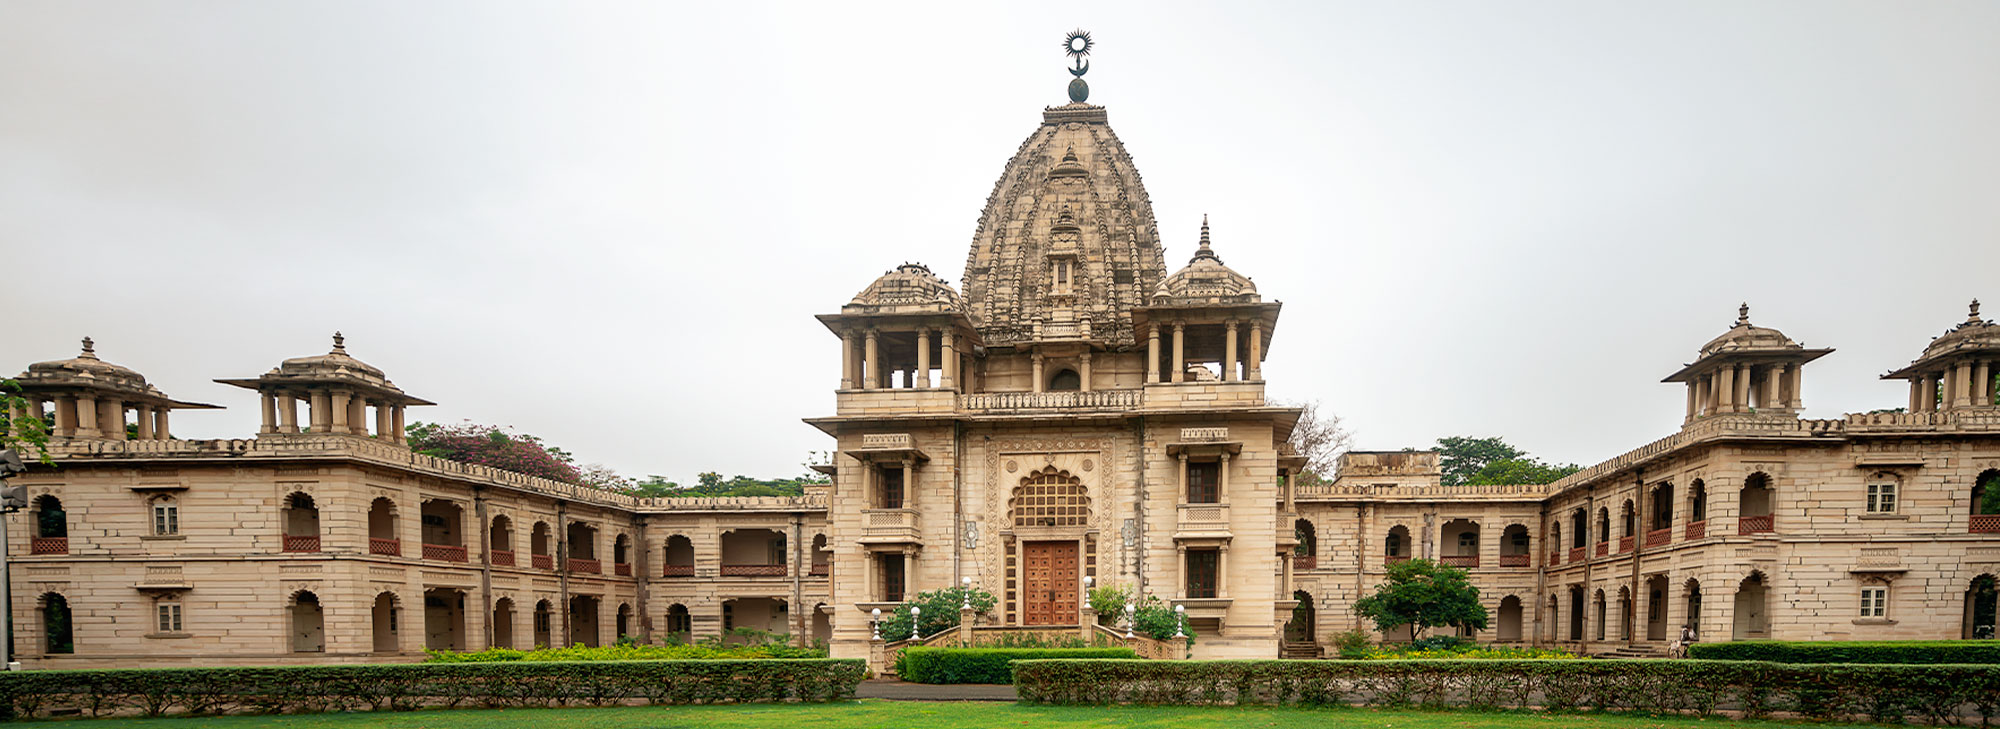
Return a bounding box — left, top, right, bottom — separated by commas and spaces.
152, 503, 179, 536
1186, 549, 1219, 598
1186, 462, 1220, 504
1860, 586, 1887, 618
880, 554, 905, 602
156, 602, 183, 633
879, 467, 904, 509
1866, 482, 1898, 514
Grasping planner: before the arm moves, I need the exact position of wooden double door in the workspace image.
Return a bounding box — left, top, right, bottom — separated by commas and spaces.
1023, 540, 1080, 625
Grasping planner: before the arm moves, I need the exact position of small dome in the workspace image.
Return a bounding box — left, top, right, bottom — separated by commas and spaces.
276, 332, 388, 381
1921, 299, 1999, 359
26, 337, 151, 390
1154, 217, 1259, 303
1696, 304, 1804, 358
849, 263, 967, 310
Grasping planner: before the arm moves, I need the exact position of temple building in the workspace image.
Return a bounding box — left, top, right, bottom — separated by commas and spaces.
5, 42, 2000, 669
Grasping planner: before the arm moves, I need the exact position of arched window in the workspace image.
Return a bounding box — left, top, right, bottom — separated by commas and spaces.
371, 592, 400, 653
614, 534, 632, 575
150, 495, 179, 536
1496, 595, 1523, 641
1967, 574, 1998, 639
1440, 519, 1479, 567
1593, 589, 1607, 641
1739, 473, 1774, 535
1570, 509, 1587, 549
664, 535, 695, 576
616, 603, 634, 641
533, 599, 554, 648
1620, 500, 1636, 539
367, 497, 399, 556
493, 597, 516, 649
1501, 524, 1530, 566
1595, 508, 1609, 544
283, 493, 320, 552
1652, 482, 1675, 531
1011, 466, 1089, 528
810, 534, 831, 575
42, 593, 73, 654
1385, 525, 1410, 561
488, 515, 514, 565
1688, 480, 1708, 523
1048, 369, 1081, 392
420, 500, 464, 561
290, 590, 324, 652
1973, 470, 2000, 521
1293, 518, 1316, 558
1684, 578, 1703, 640
566, 522, 598, 562
665, 603, 692, 641
531, 522, 553, 569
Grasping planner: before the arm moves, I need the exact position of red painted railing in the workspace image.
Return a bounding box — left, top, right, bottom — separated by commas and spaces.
1738, 515, 1773, 535
283, 535, 321, 553
369, 538, 401, 556
615, 563, 632, 576
1442, 555, 1479, 568
30, 537, 67, 555
490, 549, 515, 566
1500, 554, 1530, 567
1646, 528, 1671, 547
424, 543, 468, 562
663, 564, 695, 577
1595, 542, 1609, 557
1972, 515, 2000, 534
569, 558, 601, 574
721, 564, 786, 577
532, 553, 553, 570
1617, 536, 1635, 553
1568, 547, 1585, 563
1686, 520, 1708, 540
1548, 551, 1561, 566
809, 563, 829, 576
1294, 555, 1318, 570
1385, 555, 1411, 565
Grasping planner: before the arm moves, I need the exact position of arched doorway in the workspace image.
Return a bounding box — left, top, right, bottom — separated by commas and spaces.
1617, 586, 1633, 641
1732, 572, 1769, 640
569, 595, 601, 647
1568, 585, 1585, 640
492, 597, 515, 649
41, 593, 73, 654
368, 498, 399, 556
1009, 466, 1090, 625
665, 603, 692, 642
1501, 524, 1530, 566
1593, 589, 1607, 641
371, 592, 400, 653
1048, 369, 1081, 391
616, 603, 633, 642
290, 590, 325, 653
424, 588, 466, 651
1441, 519, 1479, 567
533, 599, 553, 648
1497, 595, 1523, 641
664, 535, 695, 576
489, 514, 513, 564
1646, 574, 1669, 640
1283, 590, 1315, 644
1966, 574, 1998, 639
33, 495, 67, 554
811, 603, 831, 644
1684, 578, 1704, 640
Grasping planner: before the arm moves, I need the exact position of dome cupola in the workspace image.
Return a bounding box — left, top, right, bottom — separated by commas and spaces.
1882, 299, 2000, 412
13, 337, 220, 441
1664, 304, 1832, 423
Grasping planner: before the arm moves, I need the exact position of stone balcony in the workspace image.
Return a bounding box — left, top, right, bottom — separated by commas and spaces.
859, 507, 922, 544
960, 389, 1141, 412
1173, 502, 1232, 539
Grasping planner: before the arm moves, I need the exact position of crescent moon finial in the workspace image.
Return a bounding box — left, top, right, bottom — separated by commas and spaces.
1063, 29, 1094, 103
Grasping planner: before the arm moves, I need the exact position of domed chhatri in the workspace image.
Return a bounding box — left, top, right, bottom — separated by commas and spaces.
1664, 304, 1833, 422
13, 337, 221, 441
215, 332, 433, 442
1882, 299, 2000, 412
844, 263, 967, 313
1153, 216, 1260, 304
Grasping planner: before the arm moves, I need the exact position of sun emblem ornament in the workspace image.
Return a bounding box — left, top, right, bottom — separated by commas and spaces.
1063, 29, 1093, 103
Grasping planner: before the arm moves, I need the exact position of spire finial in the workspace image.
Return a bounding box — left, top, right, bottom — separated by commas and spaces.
1971, 298, 1982, 322
1736, 303, 1750, 327
331, 331, 347, 354
80, 336, 97, 359
1199, 214, 1211, 250
1063, 29, 1093, 103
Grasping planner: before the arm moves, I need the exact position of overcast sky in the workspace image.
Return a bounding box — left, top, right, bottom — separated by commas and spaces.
5, 2, 1997, 483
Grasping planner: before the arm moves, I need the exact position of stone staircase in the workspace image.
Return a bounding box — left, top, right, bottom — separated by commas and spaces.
1596, 643, 1669, 659
1280, 641, 1323, 660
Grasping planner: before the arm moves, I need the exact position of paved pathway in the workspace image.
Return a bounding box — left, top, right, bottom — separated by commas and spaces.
855, 680, 1017, 701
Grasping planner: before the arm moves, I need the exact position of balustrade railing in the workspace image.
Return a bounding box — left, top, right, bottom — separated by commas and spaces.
1568, 547, 1585, 563
1293, 555, 1317, 570
1594, 542, 1608, 557
423, 543, 468, 562
721, 564, 787, 577
615, 563, 631, 576
1738, 515, 1774, 535
1685, 521, 1708, 540
569, 558, 601, 574
532, 553, 553, 570
810, 563, 830, 576
1972, 515, 2000, 534
490, 549, 515, 566
959, 389, 1141, 411
1442, 554, 1479, 568
1646, 528, 1671, 547
368, 538, 401, 556
282, 535, 320, 553
1617, 535, 1635, 553
30, 537, 67, 555
1548, 551, 1561, 566
663, 564, 695, 577
1385, 555, 1410, 565
1499, 554, 1530, 568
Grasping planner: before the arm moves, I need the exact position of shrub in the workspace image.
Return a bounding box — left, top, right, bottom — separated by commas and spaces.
1010, 658, 2000, 723
898, 647, 1135, 684
426, 639, 823, 662
0, 659, 865, 720
1358, 644, 1578, 660
1331, 630, 1371, 659
876, 587, 999, 642
1689, 640, 2000, 664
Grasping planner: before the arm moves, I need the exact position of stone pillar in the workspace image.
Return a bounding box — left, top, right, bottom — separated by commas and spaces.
53, 396, 75, 437
1223, 320, 1239, 382
1280, 552, 1294, 594
902, 459, 915, 509
1684, 383, 1697, 424
1178, 453, 1189, 504
862, 330, 880, 391
331, 391, 351, 433
960, 605, 976, 646
940, 329, 957, 391
100, 399, 125, 440
1176, 544, 1188, 599
1079, 352, 1093, 393
1920, 373, 1938, 412
1248, 322, 1264, 381
1146, 324, 1161, 384
1715, 366, 1735, 414
75, 394, 99, 438
376, 402, 393, 438
259, 393, 277, 434
1171, 323, 1186, 383
309, 390, 330, 432
1953, 362, 1975, 409
1977, 360, 1993, 406
1218, 544, 1231, 599
392, 405, 406, 444
1763, 366, 1783, 410
155, 408, 170, 440
915, 330, 931, 389
1219, 452, 1232, 501
1787, 364, 1804, 410
136, 405, 155, 440
1733, 364, 1752, 413
1694, 376, 1711, 418
1079, 605, 1095, 640
838, 331, 855, 390
1031, 352, 1045, 394
278, 394, 299, 434
349, 395, 367, 435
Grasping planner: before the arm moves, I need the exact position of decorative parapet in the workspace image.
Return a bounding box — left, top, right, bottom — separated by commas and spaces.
861, 433, 913, 449
959, 389, 1141, 411
1297, 481, 1550, 501
1178, 427, 1230, 442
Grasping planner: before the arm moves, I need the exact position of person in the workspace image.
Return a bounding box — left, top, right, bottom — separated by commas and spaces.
1675, 623, 1697, 657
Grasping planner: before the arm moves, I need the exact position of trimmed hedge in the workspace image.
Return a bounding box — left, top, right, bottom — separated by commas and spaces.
1690, 640, 2000, 664
0, 659, 864, 720
1010, 659, 2000, 723
897, 647, 1135, 684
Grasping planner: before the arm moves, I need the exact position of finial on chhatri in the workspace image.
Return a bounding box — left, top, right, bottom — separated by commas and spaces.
1971, 298, 1983, 322
1199, 214, 1212, 250
1063, 29, 1093, 103
80, 336, 97, 359
1736, 302, 1750, 327
331, 331, 347, 354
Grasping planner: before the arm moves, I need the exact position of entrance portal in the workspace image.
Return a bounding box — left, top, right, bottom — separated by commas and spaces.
1022, 541, 1079, 625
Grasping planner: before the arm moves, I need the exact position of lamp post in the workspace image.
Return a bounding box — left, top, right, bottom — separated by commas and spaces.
1173, 604, 1186, 639
870, 608, 882, 641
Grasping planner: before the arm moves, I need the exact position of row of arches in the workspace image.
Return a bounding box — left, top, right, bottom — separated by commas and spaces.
1294, 519, 1534, 566
659, 532, 833, 577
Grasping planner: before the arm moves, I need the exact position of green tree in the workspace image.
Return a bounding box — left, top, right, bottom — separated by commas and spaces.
876, 586, 998, 641
0, 380, 53, 464
1464, 457, 1580, 486
1353, 558, 1488, 635
1435, 436, 1526, 486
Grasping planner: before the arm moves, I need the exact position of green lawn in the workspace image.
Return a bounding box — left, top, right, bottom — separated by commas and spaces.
24, 701, 1889, 729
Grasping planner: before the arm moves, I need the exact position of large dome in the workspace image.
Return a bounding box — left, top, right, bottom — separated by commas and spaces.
960, 103, 1167, 347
